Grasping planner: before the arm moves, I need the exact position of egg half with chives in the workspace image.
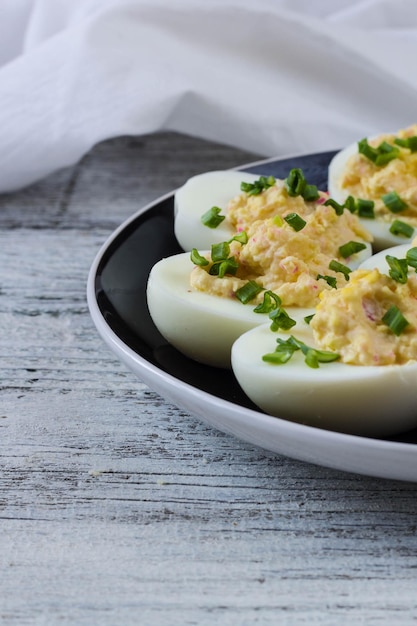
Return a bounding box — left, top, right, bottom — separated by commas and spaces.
174, 168, 331, 252
147, 202, 372, 370
328, 125, 417, 250
231, 264, 417, 437
146, 251, 312, 369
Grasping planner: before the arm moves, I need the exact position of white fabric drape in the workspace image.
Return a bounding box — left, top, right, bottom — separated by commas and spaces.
1, 0, 417, 191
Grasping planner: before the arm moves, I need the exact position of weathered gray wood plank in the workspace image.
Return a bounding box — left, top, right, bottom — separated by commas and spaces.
1, 132, 417, 626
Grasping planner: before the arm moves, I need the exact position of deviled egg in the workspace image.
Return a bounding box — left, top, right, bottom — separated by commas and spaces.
231, 267, 417, 436
328, 124, 417, 250
147, 200, 372, 368
174, 168, 330, 251
147, 252, 311, 368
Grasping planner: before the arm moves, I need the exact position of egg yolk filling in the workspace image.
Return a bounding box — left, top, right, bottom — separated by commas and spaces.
339, 124, 417, 225
190, 204, 371, 308
225, 179, 328, 232
310, 268, 417, 366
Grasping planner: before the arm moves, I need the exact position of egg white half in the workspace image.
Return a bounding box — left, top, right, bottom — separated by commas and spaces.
328, 141, 416, 250
174, 170, 261, 251
146, 253, 312, 369
359, 243, 413, 273
231, 323, 417, 437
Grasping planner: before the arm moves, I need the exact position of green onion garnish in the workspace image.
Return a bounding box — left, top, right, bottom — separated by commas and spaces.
323, 198, 345, 216
269, 308, 297, 332
273, 215, 284, 227
317, 274, 337, 289
358, 138, 400, 166
406, 247, 417, 270
344, 196, 356, 213
209, 257, 239, 277
285, 168, 305, 196
211, 241, 230, 262
338, 241, 367, 258
326, 195, 375, 218
389, 219, 415, 238
253, 290, 281, 313
304, 314, 315, 325
230, 231, 248, 245
303, 184, 320, 202
386, 255, 409, 284
284, 168, 319, 201
394, 136, 417, 152
240, 175, 276, 196
381, 305, 410, 336
358, 138, 379, 162
382, 191, 407, 213
262, 336, 299, 364
328, 260, 352, 280
235, 280, 264, 304
190, 248, 209, 266
201, 206, 225, 228
284, 212, 307, 231
262, 335, 339, 368
374, 141, 400, 166
356, 198, 375, 218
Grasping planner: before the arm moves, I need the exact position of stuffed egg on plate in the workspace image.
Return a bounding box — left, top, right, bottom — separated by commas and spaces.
148, 169, 373, 369
175, 168, 330, 252
231, 263, 417, 437
328, 124, 417, 250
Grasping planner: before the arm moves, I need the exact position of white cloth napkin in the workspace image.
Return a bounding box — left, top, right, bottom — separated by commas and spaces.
1, 0, 417, 192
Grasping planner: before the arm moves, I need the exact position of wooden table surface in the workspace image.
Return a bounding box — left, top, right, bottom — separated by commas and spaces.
1, 132, 417, 625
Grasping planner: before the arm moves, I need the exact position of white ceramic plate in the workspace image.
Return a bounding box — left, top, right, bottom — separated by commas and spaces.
87, 151, 417, 483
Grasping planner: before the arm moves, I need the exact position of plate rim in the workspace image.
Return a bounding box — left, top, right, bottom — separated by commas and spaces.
87, 151, 417, 483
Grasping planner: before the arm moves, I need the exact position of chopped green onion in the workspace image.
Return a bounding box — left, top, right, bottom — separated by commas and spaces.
201, 206, 225, 228
356, 198, 375, 218
338, 241, 367, 258
303, 184, 320, 202
406, 247, 417, 270
323, 198, 345, 216
382, 305, 410, 336
327, 195, 375, 218
344, 196, 356, 213
262, 336, 299, 364
394, 136, 417, 152
240, 175, 275, 196
317, 274, 337, 289
375, 142, 400, 166
284, 212, 307, 231
382, 191, 407, 213
209, 257, 239, 277
262, 335, 339, 368
269, 308, 297, 331
211, 241, 230, 262
304, 314, 315, 325
328, 260, 352, 280
273, 215, 284, 227
386, 255, 409, 284
389, 219, 415, 238
358, 138, 379, 162
285, 168, 305, 196
285, 168, 319, 201
230, 231, 248, 245
235, 280, 264, 304
358, 138, 400, 166
253, 290, 281, 313
190, 248, 209, 266
301, 346, 340, 369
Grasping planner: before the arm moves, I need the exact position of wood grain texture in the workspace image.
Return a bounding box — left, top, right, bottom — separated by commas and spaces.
1, 132, 417, 626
